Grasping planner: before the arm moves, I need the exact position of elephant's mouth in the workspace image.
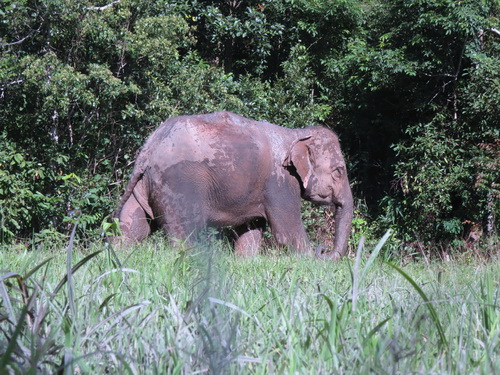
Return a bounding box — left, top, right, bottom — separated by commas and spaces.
309, 192, 333, 205
304, 180, 334, 204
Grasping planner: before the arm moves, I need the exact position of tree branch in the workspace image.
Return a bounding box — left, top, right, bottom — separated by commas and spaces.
479, 28, 500, 39
490, 28, 500, 37
88, 0, 121, 11
0, 31, 35, 48
0, 23, 44, 48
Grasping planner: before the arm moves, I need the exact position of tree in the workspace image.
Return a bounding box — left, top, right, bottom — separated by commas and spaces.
1, 0, 497, 248
323, 0, 499, 244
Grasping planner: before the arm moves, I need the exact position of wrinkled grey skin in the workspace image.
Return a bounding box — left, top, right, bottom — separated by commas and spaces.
114, 111, 353, 260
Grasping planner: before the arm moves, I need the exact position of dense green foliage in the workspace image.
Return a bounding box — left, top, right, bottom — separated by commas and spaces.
0, 0, 498, 249
1, 238, 499, 373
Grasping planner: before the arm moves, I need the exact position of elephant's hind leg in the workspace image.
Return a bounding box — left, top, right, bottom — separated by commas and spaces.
234, 218, 265, 257
119, 194, 151, 244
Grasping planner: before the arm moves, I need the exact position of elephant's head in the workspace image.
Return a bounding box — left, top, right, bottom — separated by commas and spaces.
284, 127, 353, 259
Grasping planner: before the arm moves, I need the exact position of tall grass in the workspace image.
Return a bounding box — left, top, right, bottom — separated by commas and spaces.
0, 232, 499, 374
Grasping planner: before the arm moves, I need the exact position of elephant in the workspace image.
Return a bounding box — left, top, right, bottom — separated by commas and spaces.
113, 111, 353, 260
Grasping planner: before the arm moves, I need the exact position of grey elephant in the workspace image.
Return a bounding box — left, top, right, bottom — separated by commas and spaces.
114, 111, 353, 260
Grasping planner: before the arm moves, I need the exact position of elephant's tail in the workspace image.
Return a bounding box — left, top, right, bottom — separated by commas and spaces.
113, 168, 148, 219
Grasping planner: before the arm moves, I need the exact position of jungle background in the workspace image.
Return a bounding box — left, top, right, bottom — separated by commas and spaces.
1, 0, 498, 253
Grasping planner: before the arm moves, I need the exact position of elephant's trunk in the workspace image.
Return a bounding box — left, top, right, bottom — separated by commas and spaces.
330, 180, 353, 260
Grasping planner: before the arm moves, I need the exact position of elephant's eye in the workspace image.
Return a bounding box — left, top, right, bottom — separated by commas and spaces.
332, 167, 343, 180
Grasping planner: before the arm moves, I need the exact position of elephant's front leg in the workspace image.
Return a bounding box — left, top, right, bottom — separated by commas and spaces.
233, 218, 266, 257
265, 180, 312, 255
267, 209, 312, 255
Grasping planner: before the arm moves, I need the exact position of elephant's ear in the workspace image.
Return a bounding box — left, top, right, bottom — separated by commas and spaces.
283, 136, 314, 188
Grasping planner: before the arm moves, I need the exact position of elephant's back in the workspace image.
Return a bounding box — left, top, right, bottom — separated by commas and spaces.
183, 111, 269, 140
133, 113, 270, 186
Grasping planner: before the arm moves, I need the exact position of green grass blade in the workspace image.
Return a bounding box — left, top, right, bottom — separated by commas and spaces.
208, 297, 251, 318
66, 223, 77, 317
318, 293, 338, 358
479, 273, 495, 334
0, 272, 21, 325
360, 229, 392, 283
0, 271, 21, 283
0, 300, 29, 370
106, 241, 123, 269
99, 294, 117, 310
53, 250, 103, 295
364, 316, 392, 343
92, 268, 140, 285
352, 236, 365, 313
385, 261, 448, 349
23, 257, 54, 280
86, 301, 152, 337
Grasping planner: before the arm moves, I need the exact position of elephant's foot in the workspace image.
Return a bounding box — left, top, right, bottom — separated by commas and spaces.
315, 246, 342, 261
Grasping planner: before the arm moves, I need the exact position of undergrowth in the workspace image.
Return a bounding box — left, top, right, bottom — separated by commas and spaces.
0, 231, 499, 374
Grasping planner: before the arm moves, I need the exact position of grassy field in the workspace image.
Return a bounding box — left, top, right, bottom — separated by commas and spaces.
1, 234, 499, 374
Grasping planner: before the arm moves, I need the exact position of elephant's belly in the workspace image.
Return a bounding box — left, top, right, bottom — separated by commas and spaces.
208, 204, 266, 227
